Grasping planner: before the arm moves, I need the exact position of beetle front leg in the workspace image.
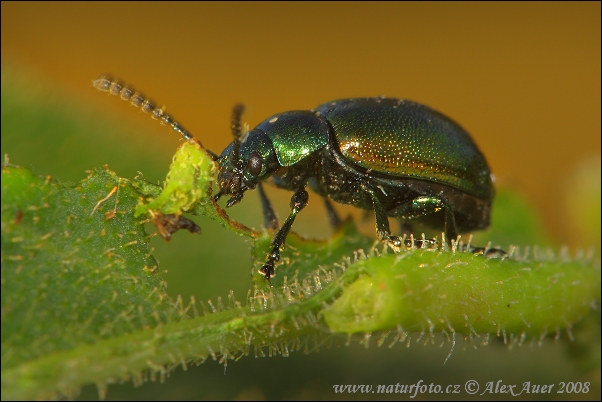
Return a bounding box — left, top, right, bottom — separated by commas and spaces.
259, 186, 309, 280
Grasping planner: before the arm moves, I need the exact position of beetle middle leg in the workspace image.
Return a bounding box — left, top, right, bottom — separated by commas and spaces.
367, 189, 404, 249
257, 182, 279, 230
323, 197, 343, 229
308, 177, 343, 229
259, 185, 309, 280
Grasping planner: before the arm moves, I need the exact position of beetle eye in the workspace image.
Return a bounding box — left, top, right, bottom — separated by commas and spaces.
248, 152, 263, 177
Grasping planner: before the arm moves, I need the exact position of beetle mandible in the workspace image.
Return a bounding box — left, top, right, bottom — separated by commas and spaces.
94, 76, 500, 280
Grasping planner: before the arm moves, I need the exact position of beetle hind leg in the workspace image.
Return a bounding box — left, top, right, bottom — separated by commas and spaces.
390, 195, 506, 257
397, 196, 459, 245
369, 192, 454, 250
403, 196, 506, 257
395, 222, 437, 249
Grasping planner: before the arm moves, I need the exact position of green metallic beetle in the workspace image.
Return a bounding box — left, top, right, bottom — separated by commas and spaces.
214, 97, 497, 279
93, 77, 499, 280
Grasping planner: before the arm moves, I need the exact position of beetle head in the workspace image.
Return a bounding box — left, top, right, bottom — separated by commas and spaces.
214, 105, 278, 207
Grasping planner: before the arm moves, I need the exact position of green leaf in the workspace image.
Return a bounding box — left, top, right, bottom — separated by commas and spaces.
1, 165, 182, 398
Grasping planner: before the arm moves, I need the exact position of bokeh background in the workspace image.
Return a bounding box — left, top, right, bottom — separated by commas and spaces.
2, 2, 600, 400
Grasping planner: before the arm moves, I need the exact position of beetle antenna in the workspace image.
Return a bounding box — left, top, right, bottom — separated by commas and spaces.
92, 75, 217, 159
230, 103, 245, 165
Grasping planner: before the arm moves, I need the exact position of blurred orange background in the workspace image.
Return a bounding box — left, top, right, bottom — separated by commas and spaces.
2, 2, 600, 400
2, 2, 599, 242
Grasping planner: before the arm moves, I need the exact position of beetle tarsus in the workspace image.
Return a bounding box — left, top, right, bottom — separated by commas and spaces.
388, 235, 403, 248
464, 245, 507, 258
260, 247, 281, 280
260, 260, 276, 280
401, 236, 437, 250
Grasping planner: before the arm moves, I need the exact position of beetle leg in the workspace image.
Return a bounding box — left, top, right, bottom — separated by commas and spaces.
441, 202, 458, 243
259, 185, 309, 280
463, 245, 507, 258
395, 196, 458, 245
397, 197, 507, 257
308, 177, 343, 229
411, 199, 506, 257
257, 183, 279, 230
367, 189, 403, 249
369, 192, 459, 250
323, 197, 343, 229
